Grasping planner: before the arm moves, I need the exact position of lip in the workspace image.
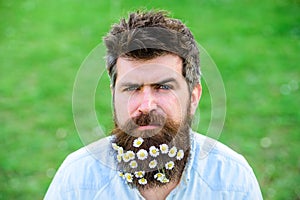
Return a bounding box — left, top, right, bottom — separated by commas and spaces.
137, 125, 160, 130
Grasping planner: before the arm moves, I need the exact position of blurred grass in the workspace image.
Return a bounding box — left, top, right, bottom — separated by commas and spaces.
0, 0, 299, 199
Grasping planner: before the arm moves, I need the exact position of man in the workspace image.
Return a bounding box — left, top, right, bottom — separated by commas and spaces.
45, 11, 263, 199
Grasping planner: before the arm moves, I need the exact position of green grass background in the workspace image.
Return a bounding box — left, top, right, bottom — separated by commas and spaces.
1, 0, 299, 199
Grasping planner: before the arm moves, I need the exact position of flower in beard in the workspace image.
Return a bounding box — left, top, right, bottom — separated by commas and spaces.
149, 146, 159, 157
149, 159, 158, 169
138, 178, 147, 185
118, 147, 124, 155
137, 149, 148, 160
129, 160, 138, 168
168, 146, 177, 158
112, 143, 119, 150
159, 144, 169, 154
165, 161, 175, 170
121, 150, 135, 163
133, 137, 144, 148
160, 177, 170, 183
154, 173, 165, 181
119, 172, 125, 179
135, 171, 145, 178
124, 173, 133, 183
122, 153, 131, 162
117, 154, 122, 163
176, 149, 184, 160
126, 151, 135, 160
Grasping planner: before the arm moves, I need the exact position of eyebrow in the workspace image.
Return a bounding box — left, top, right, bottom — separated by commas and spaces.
150, 78, 179, 87
119, 78, 180, 88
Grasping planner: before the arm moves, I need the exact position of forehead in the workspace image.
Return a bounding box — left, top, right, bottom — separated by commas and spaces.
115, 54, 184, 84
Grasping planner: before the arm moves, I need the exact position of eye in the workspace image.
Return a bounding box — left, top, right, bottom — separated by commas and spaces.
123, 85, 140, 92
155, 84, 172, 90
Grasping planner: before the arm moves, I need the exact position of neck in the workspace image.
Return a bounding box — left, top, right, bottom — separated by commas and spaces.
139, 180, 179, 200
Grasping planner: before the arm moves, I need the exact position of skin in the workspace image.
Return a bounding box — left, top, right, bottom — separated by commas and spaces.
114, 54, 201, 129
113, 54, 202, 200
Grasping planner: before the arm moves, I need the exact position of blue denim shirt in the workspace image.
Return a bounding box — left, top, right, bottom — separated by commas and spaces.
45, 131, 263, 199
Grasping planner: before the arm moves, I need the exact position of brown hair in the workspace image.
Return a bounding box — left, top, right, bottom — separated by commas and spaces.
104, 10, 201, 93
111, 111, 191, 189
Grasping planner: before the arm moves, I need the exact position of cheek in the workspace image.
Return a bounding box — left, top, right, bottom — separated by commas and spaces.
126, 96, 140, 114
114, 94, 131, 124
114, 93, 144, 123
157, 93, 187, 121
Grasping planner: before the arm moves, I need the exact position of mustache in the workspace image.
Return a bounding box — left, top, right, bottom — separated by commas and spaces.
120, 111, 167, 132
133, 111, 166, 126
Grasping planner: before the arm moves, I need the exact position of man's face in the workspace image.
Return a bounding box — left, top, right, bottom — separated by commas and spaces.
113, 54, 197, 132
111, 54, 201, 188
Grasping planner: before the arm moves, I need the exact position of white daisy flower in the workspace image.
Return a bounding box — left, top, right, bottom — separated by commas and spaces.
160, 177, 170, 183
118, 172, 125, 179
112, 143, 119, 150
168, 146, 177, 157
165, 161, 175, 170
125, 173, 133, 183
129, 160, 138, 168
149, 146, 159, 157
122, 153, 131, 162
159, 144, 169, 154
137, 149, 148, 160
154, 173, 165, 181
117, 154, 122, 163
133, 137, 144, 148
134, 171, 145, 178
176, 149, 184, 160
149, 159, 158, 168
126, 151, 135, 160
118, 147, 124, 155
138, 178, 147, 185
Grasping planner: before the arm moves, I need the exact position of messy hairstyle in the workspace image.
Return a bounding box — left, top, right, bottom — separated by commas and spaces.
104, 10, 201, 93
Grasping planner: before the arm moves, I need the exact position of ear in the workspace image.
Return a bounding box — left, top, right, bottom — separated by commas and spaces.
190, 83, 202, 115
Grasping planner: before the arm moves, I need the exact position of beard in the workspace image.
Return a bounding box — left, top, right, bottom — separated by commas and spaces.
111, 109, 192, 190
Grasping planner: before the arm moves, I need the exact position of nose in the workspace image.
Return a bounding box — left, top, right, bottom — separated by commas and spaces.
138, 86, 157, 114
